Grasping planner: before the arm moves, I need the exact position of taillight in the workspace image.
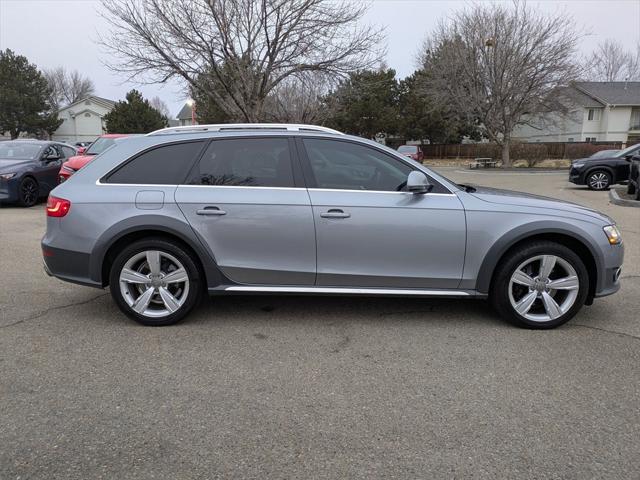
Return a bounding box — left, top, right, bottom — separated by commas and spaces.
46, 195, 71, 217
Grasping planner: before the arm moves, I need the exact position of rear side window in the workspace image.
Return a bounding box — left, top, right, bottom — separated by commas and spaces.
185, 138, 294, 187
106, 141, 205, 184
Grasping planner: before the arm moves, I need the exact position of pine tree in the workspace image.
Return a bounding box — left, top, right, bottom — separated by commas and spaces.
104, 90, 168, 133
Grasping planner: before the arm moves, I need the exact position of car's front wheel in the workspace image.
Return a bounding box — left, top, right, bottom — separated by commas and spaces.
586, 170, 611, 190
491, 241, 589, 329
17, 176, 39, 207
109, 238, 202, 326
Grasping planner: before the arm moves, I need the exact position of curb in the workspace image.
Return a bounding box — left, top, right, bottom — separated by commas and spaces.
609, 188, 640, 208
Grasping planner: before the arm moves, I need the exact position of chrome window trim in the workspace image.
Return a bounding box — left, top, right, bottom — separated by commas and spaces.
95, 179, 456, 196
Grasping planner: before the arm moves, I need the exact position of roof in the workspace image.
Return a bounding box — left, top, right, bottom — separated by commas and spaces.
176, 103, 194, 120
60, 95, 117, 112
573, 82, 640, 106
561, 86, 604, 108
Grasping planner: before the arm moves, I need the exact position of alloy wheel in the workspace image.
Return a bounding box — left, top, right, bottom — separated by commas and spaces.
588, 172, 609, 190
119, 250, 190, 318
508, 254, 579, 322
20, 178, 38, 206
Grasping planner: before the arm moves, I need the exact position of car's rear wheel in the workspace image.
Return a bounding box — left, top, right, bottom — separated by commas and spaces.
109, 238, 202, 326
586, 170, 611, 190
17, 176, 39, 207
628, 182, 637, 195
491, 241, 589, 329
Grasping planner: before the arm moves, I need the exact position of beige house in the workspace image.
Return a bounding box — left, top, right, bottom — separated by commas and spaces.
513, 82, 640, 144
52, 96, 116, 143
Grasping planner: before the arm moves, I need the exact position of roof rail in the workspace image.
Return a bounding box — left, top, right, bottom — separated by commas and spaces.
147, 123, 343, 136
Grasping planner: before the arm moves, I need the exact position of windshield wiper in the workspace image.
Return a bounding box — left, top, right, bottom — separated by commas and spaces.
457, 183, 477, 193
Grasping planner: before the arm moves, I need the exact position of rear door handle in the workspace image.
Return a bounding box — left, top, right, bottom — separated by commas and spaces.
196, 206, 227, 216
320, 209, 350, 219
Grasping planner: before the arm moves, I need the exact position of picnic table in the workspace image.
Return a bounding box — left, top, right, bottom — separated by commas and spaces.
469, 157, 498, 169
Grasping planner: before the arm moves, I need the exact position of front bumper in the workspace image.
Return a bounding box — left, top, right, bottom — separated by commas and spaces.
0, 178, 19, 203
568, 167, 584, 184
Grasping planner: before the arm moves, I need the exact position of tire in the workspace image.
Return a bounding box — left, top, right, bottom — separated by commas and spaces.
628, 182, 636, 195
17, 176, 39, 207
586, 170, 611, 190
109, 238, 203, 326
490, 241, 589, 329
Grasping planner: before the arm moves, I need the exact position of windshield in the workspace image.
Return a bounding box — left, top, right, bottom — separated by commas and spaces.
398, 145, 417, 153
0, 142, 43, 160
85, 137, 117, 155
613, 143, 640, 158
590, 150, 618, 159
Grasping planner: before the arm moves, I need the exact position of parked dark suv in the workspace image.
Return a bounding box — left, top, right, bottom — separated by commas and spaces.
569, 143, 640, 190
627, 154, 640, 200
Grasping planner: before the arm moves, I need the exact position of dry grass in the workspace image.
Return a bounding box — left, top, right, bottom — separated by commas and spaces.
423, 158, 572, 169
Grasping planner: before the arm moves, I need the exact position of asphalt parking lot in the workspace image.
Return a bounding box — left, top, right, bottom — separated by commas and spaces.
1, 168, 639, 479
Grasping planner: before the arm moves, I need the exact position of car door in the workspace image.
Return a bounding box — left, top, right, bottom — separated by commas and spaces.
298, 137, 466, 289
175, 136, 316, 286
37, 145, 63, 193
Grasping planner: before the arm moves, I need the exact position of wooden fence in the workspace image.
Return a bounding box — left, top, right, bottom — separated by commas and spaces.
420, 141, 625, 160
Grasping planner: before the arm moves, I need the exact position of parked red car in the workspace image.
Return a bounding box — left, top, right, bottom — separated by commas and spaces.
397, 145, 424, 162
58, 134, 130, 182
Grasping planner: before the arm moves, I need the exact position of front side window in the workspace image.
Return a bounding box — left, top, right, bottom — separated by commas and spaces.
61, 146, 76, 158
106, 141, 205, 184
302, 138, 412, 192
185, 138, 294, 187
86, 137, 117, 155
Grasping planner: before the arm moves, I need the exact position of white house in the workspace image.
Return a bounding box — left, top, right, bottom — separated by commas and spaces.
512, 82, 640, 144
176, 102, 197, 126
52, 96, 116, 143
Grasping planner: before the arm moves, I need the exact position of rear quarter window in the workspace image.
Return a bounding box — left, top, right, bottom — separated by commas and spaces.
105, 141, 206, 184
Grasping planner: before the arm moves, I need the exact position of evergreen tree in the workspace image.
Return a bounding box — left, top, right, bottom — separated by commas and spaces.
0, 49, 61, 139
324, 69, 400, 139
104, 90, 168, 133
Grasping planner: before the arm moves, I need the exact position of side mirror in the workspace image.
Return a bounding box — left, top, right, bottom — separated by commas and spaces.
407, 170, 433, 194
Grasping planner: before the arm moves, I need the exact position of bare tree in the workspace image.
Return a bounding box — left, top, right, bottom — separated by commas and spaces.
44, 67, 95, 110
420, 2, 581, 167
149, 96, 172, 118
264, 73, 333, 123
99, 0, 384, 122
583, 39, 640, 81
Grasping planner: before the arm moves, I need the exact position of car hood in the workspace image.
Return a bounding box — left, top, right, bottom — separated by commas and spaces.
573, 156, 618, 164
64, 154, 94, 169
0, 158, 32, 171
468, 186, 613, 224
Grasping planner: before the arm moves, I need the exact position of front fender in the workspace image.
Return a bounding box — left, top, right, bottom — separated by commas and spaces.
474, 220, 604, 295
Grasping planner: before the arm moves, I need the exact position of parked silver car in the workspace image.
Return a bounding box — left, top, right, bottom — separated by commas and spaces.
42, 124, 624, 328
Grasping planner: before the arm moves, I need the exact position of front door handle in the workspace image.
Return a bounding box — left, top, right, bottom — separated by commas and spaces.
320, 209, 350, 219
196, 206, 227, 216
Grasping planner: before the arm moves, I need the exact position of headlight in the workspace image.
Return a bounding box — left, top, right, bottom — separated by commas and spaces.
61, 166, 77, 173
572, 161, 585, 168
603, 225, 622, 245
0, 172, 16, 180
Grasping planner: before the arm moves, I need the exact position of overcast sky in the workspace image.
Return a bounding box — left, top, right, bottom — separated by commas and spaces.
1, 0, 639, 118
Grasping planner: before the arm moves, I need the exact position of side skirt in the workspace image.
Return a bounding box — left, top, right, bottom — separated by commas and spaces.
208, 285, 484, 298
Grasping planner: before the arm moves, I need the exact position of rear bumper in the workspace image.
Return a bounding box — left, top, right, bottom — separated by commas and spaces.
42, 243, 102, 288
